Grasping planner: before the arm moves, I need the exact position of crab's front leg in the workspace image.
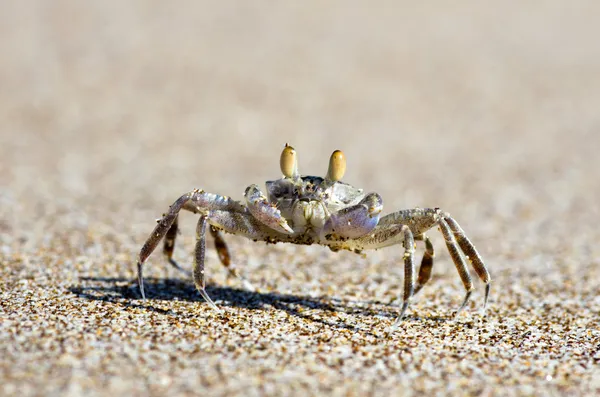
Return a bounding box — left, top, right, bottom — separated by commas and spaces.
322, 192, 383, 239
245, 184, 294, 234
137, 193, 192, 300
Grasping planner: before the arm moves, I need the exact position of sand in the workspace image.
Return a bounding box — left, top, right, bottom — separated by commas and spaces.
1, 2, 599, 396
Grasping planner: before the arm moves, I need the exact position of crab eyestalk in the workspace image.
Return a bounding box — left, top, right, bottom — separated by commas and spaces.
326, 150, 346, 182
280, 143, 299, 179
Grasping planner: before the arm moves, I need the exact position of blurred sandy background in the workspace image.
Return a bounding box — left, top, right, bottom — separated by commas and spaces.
1, 1, 599, 396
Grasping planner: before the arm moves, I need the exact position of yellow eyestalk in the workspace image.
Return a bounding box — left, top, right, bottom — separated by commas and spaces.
280, 143, 298, 178
326, 149, 346, 182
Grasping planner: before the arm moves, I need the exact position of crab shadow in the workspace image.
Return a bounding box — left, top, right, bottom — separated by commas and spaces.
69, 276, 447, 332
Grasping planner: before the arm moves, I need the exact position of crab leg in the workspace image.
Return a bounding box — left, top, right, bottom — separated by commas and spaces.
162, 215, 192, 276
414, 234, 435, 295
438, 219, 474, 315
356, 207, 490, 324
398, 225, 416, 322
137, 189, 247, 299
209, 226, 255, 291
158, 189, 259, 285
137, 194, 192, 299
193, 215, 220, 310
378, 208, 440, 232
207, 210, 278, 239
444, 217, 491, 308
351, 223, 417, 324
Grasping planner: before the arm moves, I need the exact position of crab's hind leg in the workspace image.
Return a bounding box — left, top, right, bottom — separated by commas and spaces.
162, 215, 192, 277
438, 219, 474, 315
444, 216, 491, 308
137, 194, 192, 299
209, 226, 256, 291
397, 225, 416, 322
414, 234, 435, 295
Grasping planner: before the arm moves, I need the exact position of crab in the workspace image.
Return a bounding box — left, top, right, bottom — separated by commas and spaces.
136, 144, 491, 327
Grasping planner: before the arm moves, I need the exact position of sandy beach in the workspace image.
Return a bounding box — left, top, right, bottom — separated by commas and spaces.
1, 2, 599, 396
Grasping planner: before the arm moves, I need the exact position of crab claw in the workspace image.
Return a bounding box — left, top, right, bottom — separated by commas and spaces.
323, 192, 383, 239
245, 184, 294, 234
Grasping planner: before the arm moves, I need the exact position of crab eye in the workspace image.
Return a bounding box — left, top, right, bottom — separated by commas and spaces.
326, 150, 346, 182
280, 143, 298, 178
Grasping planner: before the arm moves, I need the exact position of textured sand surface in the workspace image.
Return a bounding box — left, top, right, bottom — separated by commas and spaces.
1, 2, 599, 396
